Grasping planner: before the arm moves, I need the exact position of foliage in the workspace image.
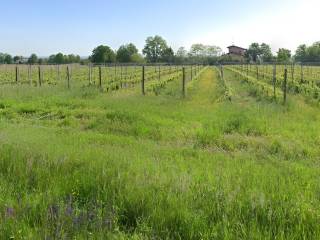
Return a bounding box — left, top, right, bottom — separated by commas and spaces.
245, 43, 273, 63
295, 42, 320, 62
28, 54, 38, 64
0, 53, 13, 64
277, 48, 291, 63
142, 35, 171, 63
260, 43, 273, 62
245, 43, 261, 62
175, 47, 188, 64
116, 43, 139, 63
161, 47, 175, 63
91, 45, 116, 64
130, 53, 145, 64
48, 53, 81, 64
13, 56, 23, 63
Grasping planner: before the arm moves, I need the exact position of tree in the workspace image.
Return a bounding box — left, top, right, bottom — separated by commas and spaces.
54, 53, 65, 64
162, 47, 174, 63
130, 53, 145, 64
176, 47, 187, 58
91, 45, 115, 64
260, 43, 273, 62
294, 42, 320, 62
66, 54, 80, 64
189, 44, 206, 57
175, 47, 188, 63
142, 35, 170, 63
188, 44, 221, 64
127, 43, 138, 56
245, 43, 262, 62
205, 45, 222, 57
116, 43, 138, 63
277, 48, 291, 63
306, 42, 320, 62
28, 54, 38, 64
13, 56, 22, 63
0, 53, 5, 63
4, 54, 13, 64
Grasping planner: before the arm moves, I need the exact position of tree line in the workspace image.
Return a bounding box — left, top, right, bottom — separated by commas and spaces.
239, 43, 292, 63
0, 35, 221, 65
1, 36, 320, 65
230, 41, 320, 64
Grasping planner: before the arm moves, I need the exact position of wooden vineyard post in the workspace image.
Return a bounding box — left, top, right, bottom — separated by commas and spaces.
28, 65, 32, 86
283, 68, 288, 104
142, 66, 145, 95
191, 66, 193, 80
291, 64, 294, 83
273, 64, 277, 99
89, 64, 93, 85
220, 65, 224, 80
158, 65, 161, 81
246, 64, 249, 81
120, 66, 123, 88
57, 65, 61, 82
66, 66, 70, 89
15, 66, 19, 84
99, 66, 102, 88
300, 64, 304, 84
125, 66, 128, 88
38, 66, 42, 87
256, 64, 259, 80
114, 64, 117, 83
182, 67, 186, 98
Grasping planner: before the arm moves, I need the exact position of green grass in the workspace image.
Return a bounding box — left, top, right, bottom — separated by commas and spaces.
0, 68, 320, 239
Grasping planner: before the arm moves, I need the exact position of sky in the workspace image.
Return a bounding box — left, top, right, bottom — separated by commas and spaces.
1, 0, 319, 57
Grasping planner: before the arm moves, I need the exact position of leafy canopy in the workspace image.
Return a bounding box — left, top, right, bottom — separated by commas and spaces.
91, 45, 116, 64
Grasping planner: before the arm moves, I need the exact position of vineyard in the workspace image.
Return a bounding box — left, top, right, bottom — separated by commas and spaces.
1, 66, 320, 239
222, 64, 320, 103
0, 64, 205, 95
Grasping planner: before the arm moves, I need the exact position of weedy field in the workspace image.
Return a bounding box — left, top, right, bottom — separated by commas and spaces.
0, 67, 320, 239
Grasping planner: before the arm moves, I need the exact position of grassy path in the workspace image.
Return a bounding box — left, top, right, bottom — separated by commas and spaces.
0, 68, 320, 239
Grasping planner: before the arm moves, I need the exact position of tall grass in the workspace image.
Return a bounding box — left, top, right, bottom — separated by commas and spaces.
0, 68, 319, 239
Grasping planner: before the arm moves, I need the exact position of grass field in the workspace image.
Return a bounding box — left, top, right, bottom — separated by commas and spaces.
1, 67, 320, 239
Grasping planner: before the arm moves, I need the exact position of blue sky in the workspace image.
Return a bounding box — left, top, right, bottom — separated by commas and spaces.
1, 0, 319, 56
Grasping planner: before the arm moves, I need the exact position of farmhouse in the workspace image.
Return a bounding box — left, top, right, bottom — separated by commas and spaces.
227, 45, 247, 56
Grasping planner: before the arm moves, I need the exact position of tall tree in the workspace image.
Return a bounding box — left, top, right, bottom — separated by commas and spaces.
307, 42, 320, 62
13, 56, 22, 63
260, 43, 273, 62
116, 43, 138, 63
162, 47, 174, 63
0, 53, 5, 63
142, 35, 170, 63
54, 53, 65, 64
28, 54, 38, 64
130, 53, 145, 63
189, 44, 221, 64
4, 54, 13, 64
175, 47, 188, 63
205, 45, 222, 57
294, 44, 307, 62
277, 48, 291, 63
91, 45, 116, 64
294, 42, 320, 62
245, 43, 262, 62
189, 44, 206, 57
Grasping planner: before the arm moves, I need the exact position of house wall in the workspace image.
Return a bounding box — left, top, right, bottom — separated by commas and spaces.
228, 47, 246, 56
